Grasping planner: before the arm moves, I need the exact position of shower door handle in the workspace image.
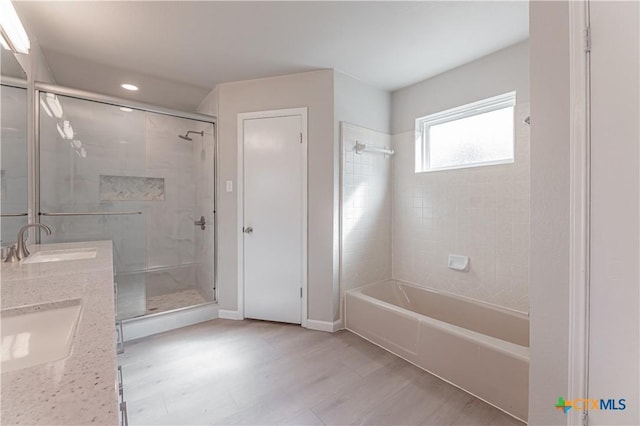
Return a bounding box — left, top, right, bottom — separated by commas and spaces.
194, 216, 206, 230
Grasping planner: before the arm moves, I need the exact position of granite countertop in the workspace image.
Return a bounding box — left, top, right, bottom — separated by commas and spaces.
1, 241, 119, 426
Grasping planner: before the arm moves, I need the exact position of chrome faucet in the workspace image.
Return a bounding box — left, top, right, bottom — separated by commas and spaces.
15, 223, 52, 260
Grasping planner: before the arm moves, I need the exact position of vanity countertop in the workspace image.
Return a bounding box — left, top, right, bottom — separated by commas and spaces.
1, 240, 119, 426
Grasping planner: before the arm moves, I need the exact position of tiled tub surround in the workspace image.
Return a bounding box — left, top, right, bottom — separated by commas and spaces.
1, 240, 118, 425
392, 103, 531, 312
340, 122, 392, 294
346, 280, 529, 421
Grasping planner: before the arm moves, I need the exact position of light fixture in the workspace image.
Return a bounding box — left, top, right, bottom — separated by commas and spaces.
45, 93, 63, 118
0, 0, 30, 54
62, 120, 74, 140
39, 98, 53, 118
119, 107, 133, 112
79, 147, 87, 158
121, 83, 138, 91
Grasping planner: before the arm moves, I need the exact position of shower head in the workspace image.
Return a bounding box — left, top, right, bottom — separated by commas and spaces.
178, 130, 204, 141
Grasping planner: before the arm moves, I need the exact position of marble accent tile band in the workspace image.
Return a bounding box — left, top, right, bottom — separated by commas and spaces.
99, 175, 165, 201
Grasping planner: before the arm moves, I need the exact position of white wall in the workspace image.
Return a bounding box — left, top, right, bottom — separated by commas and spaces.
335, 71, 391, 321
334, 71, 390, 134
391, 40, 530, 134
201, 70, 336, 323
588, 1, 639, 424
528, 2, 571, 424
389, 41, 531, 312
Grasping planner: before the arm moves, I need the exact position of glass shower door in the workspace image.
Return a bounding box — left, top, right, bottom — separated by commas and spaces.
39, 93, 148, 319
39, 92, 216, 320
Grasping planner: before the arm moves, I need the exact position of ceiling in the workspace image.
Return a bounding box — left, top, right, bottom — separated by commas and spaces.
14, 1, 529, 112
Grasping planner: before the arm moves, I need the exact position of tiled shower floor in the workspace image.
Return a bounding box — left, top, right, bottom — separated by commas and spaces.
145, 288, 207, 314
116, 271, 211, 320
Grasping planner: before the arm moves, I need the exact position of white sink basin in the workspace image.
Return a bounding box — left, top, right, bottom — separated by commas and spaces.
21, 248, 97, 264
1, 300, 82, 372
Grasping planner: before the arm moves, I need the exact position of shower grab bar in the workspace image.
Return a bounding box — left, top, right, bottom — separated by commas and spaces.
40, 211, 143, 216
354, 141, 395, 156
0, 213, 28, 217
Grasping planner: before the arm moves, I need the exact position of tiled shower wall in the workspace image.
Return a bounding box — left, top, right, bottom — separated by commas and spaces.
0, 86, 28, 244
340, 123, 392, 293
392, 103, 530, 312
193, 122, 216, 301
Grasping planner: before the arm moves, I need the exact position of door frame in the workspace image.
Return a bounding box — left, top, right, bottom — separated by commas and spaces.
236, 107, 308, 326
567, 1, 591, 424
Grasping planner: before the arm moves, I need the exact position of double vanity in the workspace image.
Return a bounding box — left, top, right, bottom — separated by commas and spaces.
1, 241, 120, 425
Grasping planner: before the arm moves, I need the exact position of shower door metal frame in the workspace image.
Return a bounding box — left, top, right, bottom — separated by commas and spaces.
31, 81, 219, 304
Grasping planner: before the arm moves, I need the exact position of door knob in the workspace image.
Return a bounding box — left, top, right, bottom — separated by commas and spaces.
243, 226, 253, 234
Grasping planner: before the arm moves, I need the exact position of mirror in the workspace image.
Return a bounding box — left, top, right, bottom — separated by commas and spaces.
1, 49, 28, 245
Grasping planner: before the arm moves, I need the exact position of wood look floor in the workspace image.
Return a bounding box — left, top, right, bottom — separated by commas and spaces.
118, 319, 524, 426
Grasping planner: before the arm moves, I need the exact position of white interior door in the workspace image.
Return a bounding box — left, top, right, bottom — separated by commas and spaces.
241, 110, 306, 324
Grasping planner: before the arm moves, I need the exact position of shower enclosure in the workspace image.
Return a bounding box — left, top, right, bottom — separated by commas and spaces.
36, 85, 216, 320
0, 83, 28, 244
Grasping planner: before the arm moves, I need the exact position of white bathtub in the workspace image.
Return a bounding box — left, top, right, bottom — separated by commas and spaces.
345, 280, 529, 422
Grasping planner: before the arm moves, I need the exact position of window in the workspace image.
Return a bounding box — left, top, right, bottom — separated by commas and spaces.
415, 92, 516, 172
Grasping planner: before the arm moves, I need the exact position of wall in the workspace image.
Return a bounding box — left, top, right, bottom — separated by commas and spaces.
389, 41, 530, 313
334, 71, 390, 135
391, 40, 530, 134
392, 103, 530, 312
528, 1, 571, 424
0, 85, 28, 244
192, 120, 216, 302
335, 71, 391, 320
203, 70, 336, 323
340, 123, 392, 294
588, 1, 639, 424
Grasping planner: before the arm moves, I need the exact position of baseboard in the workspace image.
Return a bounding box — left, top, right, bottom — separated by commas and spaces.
123, 303, 218, 341
219, 309, 243, 320
306, 318, 343, 332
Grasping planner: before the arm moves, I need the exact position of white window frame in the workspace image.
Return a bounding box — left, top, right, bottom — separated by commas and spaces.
415, 91, 516, 173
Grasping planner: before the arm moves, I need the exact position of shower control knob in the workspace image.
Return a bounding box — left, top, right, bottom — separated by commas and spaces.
194, 216, 206, 230
243, 226, 253, 234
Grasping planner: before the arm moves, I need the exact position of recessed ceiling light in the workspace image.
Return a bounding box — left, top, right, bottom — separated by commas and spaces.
121, 83, 139, 91
119, 107, 133, 112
